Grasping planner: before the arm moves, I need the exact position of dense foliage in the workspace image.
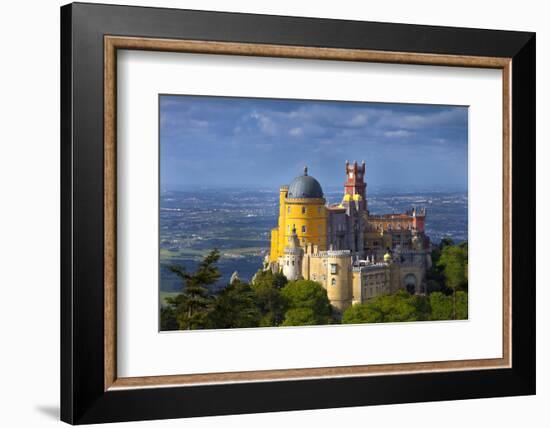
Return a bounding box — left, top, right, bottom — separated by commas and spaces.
207, 281, 261, 329
161, 249, 221, 330
250, 270, 288, 326
160, 251, 332, 330
161, 239, 468, 330
343, 290, 431, 324
429, 291, 468, 320
280, 280, 332, 326
427, 238, 469, 319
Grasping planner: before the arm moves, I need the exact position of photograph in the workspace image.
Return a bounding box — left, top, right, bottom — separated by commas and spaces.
159, 95, 469, 331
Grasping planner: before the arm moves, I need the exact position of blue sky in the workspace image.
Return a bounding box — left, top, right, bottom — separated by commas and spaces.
160, 95, 468, 192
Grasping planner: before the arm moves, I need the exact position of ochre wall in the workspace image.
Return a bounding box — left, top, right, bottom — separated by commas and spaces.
269, 228, 279, 263
325, 255, 352, 312
275, 196, 327, 259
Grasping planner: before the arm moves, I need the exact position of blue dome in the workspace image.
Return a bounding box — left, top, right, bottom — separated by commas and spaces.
287, 168, 324, 199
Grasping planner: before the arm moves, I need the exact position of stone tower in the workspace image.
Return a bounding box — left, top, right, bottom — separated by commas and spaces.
282, 226, 303, 281
325, 250, 353, 313
344, 160, 367, 211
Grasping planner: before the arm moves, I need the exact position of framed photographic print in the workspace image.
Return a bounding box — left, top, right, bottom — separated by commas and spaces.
60, 2, 536, 424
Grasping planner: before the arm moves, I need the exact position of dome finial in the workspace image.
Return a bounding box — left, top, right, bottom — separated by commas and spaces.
304, 166, 308, 176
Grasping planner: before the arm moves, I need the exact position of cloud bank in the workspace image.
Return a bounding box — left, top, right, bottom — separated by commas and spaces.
160, 95, 468, 192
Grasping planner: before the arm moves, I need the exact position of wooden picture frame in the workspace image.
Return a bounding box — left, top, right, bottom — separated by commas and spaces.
61, 2, 535, 424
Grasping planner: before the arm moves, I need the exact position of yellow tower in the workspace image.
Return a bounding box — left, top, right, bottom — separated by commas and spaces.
269, 185, 288, 263
270, 167, 327, 262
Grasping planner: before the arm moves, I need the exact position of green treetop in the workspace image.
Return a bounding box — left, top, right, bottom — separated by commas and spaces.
343, 290, 431, 324
429, 291, 468, 320
165, 249, 221, 330
281, 279, 332, 326
207, 280, 261, 329
437, 243, 468, 319
251, 269, 288, 327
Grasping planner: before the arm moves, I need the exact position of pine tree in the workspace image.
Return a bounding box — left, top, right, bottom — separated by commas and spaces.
207, 280, 261, 329
166, 249, 222, 330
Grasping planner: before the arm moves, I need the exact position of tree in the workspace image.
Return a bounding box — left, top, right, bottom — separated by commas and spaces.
342, 302, 383, 324
252, 269, 288, 290
456, 291, 468, 319
429, 292, 453, 320
437, 244, 468, 319
160, 306, 178, 331
251, 270, 288, 327
281, 280, 331, 325
459, 242, 469, 289
282, 308, 318, 326
429, 291, 468, 321
272, 272, 288, 289
440, 237, 455, 249
342, 290, 431, 324
165, 249, 221, 330
426, 279, 444, 294
207, 281, 261, 329
426, 242, 445, 294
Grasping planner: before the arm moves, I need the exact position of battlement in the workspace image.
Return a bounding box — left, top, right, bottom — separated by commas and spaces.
311, 249, 351, 258
345, 160, 366, 174
353, 262, 388, 272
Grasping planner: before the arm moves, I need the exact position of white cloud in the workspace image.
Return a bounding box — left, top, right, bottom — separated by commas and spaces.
190, 119, 208, 128
289, 127, 303, 137
250, 111, 278, 136
348, 113, 369, 127
383, 130, 413, 138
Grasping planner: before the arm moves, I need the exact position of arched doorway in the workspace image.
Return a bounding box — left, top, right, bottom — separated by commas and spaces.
404, 273, 417, 294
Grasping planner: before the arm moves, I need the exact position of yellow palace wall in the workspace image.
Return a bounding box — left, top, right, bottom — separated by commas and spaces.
270, 186, 327, 261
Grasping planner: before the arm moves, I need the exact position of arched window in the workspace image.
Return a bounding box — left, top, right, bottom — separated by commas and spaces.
331, 278, 336, 286
302, 225, 306, 233
302, 206, 306, 214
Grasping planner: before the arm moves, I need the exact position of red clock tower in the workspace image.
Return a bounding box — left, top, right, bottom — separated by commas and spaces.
344, 160, 367, 211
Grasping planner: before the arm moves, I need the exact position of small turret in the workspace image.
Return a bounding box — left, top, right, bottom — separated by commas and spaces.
282, 226, 303, 281
287, 225, 300, 248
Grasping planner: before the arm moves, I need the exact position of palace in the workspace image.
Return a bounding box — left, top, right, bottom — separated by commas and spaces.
267, 162, 431, 313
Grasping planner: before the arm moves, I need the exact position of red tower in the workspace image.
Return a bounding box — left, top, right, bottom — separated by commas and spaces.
344, 160, 367, 210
